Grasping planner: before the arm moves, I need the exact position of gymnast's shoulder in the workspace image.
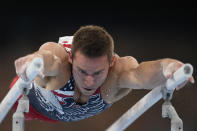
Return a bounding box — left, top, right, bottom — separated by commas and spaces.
39, 42, 69, 60
110, 54, 139, 74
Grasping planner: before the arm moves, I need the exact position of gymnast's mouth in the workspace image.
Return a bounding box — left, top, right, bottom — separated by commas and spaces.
84, 88, 92, 91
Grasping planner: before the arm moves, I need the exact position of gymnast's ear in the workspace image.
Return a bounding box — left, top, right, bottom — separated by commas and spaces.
68, 51, 72, 64
109, 55, 116, 67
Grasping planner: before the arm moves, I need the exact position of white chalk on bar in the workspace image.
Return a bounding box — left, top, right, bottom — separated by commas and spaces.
106, 64, 193, 131
0, 57, 43, 124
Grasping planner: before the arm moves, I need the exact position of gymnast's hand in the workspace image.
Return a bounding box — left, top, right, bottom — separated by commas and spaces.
15, 54, 43, 81
161, 59, 195, 90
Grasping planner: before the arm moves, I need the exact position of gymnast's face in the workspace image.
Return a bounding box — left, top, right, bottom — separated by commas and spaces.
69, 50, 112, 95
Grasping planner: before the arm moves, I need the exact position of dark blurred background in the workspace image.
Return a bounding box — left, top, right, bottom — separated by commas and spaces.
0, 1, 197, 131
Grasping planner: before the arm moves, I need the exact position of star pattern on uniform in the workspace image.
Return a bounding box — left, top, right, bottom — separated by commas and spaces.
60, 75, 75, 92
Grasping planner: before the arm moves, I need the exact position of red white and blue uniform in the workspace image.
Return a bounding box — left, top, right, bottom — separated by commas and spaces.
11, 36, 111, 122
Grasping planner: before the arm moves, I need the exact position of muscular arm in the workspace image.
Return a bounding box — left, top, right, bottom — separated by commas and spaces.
103, 57, 194, 104
119, 58, 188, 90
15, 42, 71, 90
15, 42, 69, 80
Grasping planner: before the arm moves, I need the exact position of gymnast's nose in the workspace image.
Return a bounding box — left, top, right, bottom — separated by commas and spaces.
84, 75, 94, 87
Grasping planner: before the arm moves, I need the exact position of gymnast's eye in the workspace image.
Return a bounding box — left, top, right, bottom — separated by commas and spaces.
93, 70, 104, 76
94, 71, 101, 76
79, 69, 87, 75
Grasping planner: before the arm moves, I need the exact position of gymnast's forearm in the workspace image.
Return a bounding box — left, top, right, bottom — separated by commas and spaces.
133, 59, 167, 89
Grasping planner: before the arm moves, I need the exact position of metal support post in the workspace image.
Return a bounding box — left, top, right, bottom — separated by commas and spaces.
12, 86, 30, 131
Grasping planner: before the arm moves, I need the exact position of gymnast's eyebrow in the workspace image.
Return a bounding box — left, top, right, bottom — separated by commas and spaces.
77, 66, 104, 76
